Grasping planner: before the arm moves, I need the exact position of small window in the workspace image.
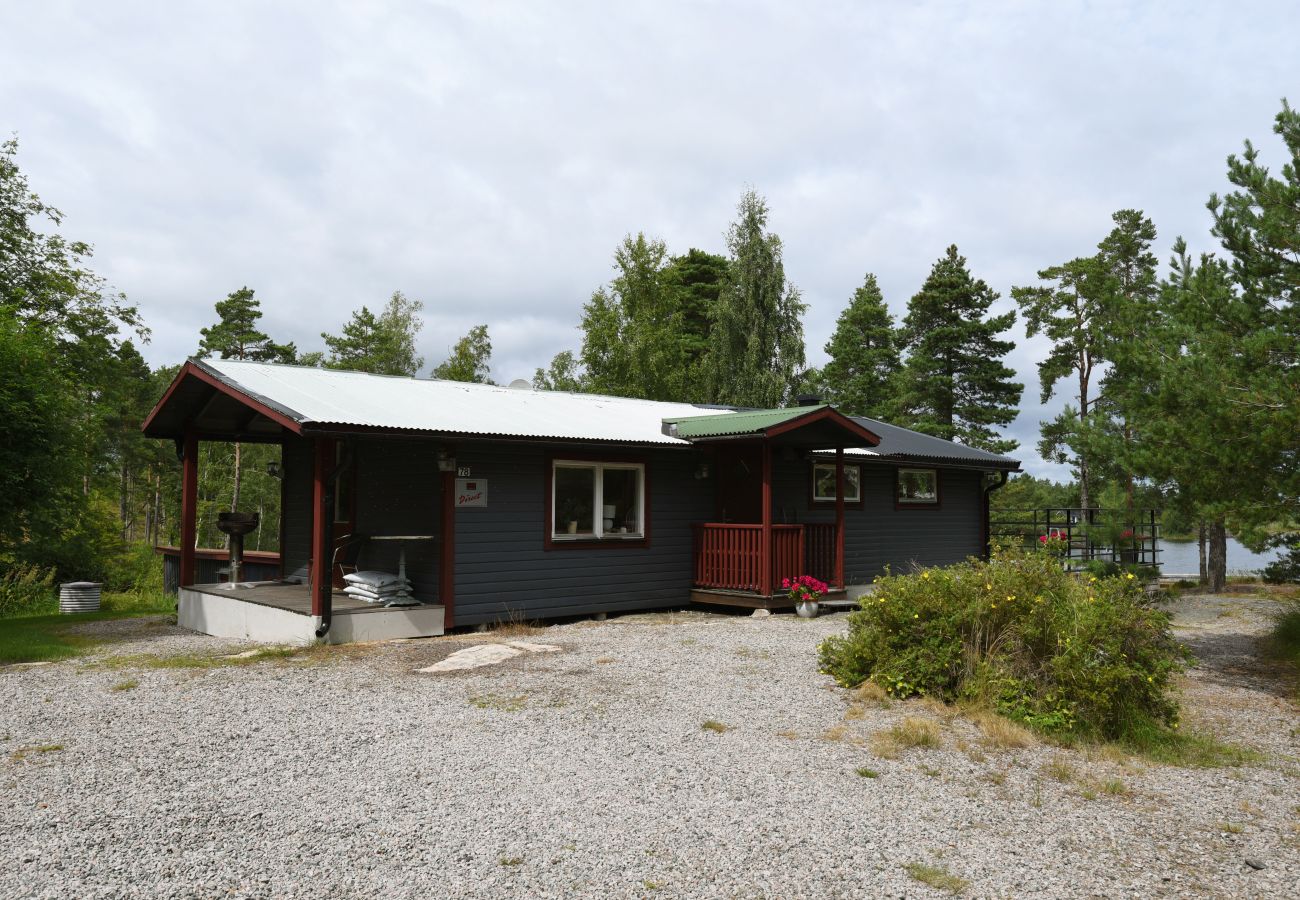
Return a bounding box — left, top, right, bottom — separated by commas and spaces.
812, 462, 861, 504
552, 460, 645, 541
897, 468, 939, 505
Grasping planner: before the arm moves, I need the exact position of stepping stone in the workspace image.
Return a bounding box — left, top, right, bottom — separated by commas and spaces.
418, 641, 560, 673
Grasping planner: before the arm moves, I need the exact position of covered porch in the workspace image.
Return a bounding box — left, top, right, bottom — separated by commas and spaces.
665, 405, 880, 609
143, 360, 451, 643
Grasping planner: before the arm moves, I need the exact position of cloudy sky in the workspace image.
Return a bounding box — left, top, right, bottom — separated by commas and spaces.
4, 1, 1297, 477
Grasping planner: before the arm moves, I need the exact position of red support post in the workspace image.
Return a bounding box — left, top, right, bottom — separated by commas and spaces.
179, 431, 198, 588
834, 447, 845, 589
310, 438, 329, 618
440, 468, 456, 628
760, 442, 773, 596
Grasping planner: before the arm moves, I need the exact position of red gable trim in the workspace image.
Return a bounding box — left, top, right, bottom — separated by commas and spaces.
763, 406, 881, 446
140, 360, 304, 436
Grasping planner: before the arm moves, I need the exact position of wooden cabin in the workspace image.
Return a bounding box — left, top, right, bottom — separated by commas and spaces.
142, 359, 1020, 643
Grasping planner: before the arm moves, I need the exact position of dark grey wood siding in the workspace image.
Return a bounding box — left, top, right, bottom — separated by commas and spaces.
353, 439, 441, 603
771, 457, 985, 583
452, 443, 712, 626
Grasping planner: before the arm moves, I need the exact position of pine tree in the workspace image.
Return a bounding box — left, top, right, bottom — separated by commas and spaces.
896, 245, 1022, 453
197, 287, 296, 517
704, 189, 807, 408
432, 324, 494, 383
197, 287, 296, 363
1013, 253, 1108, 508
821, 273, 901, 418
321, 291, 424, 376
662, 248, 728, 383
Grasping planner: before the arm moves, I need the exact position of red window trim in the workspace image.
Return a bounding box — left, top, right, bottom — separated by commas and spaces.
808, 460, 865, 510
895, 466, 943, 510
543, 452, 652, 550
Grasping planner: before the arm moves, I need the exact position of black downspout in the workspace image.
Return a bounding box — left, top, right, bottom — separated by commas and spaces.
314, 444, 352, 640
983, 470, 1010, 560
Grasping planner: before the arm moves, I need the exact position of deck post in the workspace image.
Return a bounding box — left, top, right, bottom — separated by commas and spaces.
440, 467, 456, 628
834, 446, 845, 589
310, 437, 329, 618
179, 430, 198, 588
760, 441, 773, 596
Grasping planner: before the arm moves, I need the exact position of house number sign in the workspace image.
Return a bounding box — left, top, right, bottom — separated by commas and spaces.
455, 478, 487, 508
456, 467, 471, 477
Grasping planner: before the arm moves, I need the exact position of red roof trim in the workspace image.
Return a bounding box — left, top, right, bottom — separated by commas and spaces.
763, 406, 881, 446
141, 360, 304, 436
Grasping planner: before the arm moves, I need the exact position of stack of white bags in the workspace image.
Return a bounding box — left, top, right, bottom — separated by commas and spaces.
342, 570, 416, 606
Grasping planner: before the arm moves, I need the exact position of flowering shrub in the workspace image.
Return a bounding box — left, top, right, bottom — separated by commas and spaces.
817, 543, 1190, 739
784, 575, 828, 605
1037, 530, 1067, 555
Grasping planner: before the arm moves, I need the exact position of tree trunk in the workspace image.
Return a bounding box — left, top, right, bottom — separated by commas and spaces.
1207, 519, 1227, 592
1078, 366, 1090, 510
1197, 522, 1208, 585
231, 440, 243, 512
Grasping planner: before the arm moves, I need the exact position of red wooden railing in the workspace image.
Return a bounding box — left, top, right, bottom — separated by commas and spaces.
692, 523, 837, 594
804, 523, 837, 586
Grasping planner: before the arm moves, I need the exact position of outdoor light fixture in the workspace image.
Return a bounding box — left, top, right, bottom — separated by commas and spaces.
266, 460, 282, 480
695, 462, 711, 480
437, 447, 456, 473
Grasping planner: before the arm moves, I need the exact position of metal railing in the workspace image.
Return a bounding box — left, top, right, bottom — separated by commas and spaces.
989, 507, 1161, 570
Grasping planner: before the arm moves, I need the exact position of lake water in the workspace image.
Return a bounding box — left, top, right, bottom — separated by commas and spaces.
1159, 536, 1281, 576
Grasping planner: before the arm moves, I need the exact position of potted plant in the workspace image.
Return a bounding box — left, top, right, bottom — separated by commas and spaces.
557, 497, 591, 535
784, 575, 828, 618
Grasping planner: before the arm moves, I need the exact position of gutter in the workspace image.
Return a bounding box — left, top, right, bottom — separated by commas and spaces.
982, 470, 1011, 559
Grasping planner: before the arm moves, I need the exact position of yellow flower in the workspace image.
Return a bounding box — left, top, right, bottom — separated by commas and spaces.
1147, 676, 1153, 682
1006, 595, 1015, 602
1089, 576, 1098, 583
1124, 572, 1136, 581
990, 603, 997, 609
912, 613, 919, 619
984, 583, 992, 590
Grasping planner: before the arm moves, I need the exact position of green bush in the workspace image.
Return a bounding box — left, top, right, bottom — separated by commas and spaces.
1261, 539, 1300, 584
0, 564, 57, 617
819, 544, 1189, 739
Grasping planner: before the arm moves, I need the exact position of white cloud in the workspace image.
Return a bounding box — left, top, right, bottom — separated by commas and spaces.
2, 0, 1296, 477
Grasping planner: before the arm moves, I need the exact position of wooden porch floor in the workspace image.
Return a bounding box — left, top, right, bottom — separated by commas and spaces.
186, 581, 437, 616
689, 587, 849, 610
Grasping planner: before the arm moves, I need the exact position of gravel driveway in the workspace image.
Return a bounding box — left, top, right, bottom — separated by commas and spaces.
2, 595, 1297, 898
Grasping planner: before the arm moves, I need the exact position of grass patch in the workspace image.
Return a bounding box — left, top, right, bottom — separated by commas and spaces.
1043, 755, 1076, 783
1110, 723, 1263, 768
968, 708, 1035, 749
1266, 600, 1300, 696
855, 766, 879, 778
100, 645, 306, 670
903, 862, 968, 894
1099, 777, 1130, 796
701, 719, 729, 733
499, 856, 523, 867
469, 693, 529, 712
0, 592, 174, 665
1217, 821, 1244, 834
109, 678, 139, 692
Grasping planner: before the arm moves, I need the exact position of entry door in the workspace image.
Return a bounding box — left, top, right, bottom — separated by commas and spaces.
714, 444, 762, 523
331, 441, 357, 587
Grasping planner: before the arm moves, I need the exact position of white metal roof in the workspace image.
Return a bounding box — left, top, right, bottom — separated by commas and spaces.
201, 358, 739, 445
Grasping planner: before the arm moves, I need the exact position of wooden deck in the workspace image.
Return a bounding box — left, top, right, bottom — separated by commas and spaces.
690, 587, 849, 610
185, 581, 433, 616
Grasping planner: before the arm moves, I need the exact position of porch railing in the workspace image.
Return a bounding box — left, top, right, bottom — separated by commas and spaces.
989, 507, 1161, 570
692, 523, 838, 594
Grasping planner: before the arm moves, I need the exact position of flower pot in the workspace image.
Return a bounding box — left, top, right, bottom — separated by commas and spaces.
567, 521, 578, 535
795, 600, 820, 619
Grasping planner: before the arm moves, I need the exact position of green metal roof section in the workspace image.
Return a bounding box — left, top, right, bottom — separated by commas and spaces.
662, 405, 829, 439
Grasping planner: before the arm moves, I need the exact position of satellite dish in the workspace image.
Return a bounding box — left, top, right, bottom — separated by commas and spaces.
508, 378, 533, 390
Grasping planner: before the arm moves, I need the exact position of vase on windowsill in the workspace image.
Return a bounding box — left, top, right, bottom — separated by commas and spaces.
567, 521, 578, 535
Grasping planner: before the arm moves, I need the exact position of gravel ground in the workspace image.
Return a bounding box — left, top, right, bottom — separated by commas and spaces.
2, 594, 1297, 898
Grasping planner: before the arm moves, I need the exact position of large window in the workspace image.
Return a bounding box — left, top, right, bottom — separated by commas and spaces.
811, 462, 862, 506
551, 460, 645, 542
897, 468, 939, 505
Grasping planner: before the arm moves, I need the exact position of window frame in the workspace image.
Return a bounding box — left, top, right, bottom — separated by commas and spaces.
895, 466, 941, 509
808, 461, 864, 509
544, 454, 651, 549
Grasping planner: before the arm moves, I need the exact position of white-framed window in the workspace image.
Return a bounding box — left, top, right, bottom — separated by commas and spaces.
897, 467, 939, 505
812, 462, 862, 504
551, 460, 645, 540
